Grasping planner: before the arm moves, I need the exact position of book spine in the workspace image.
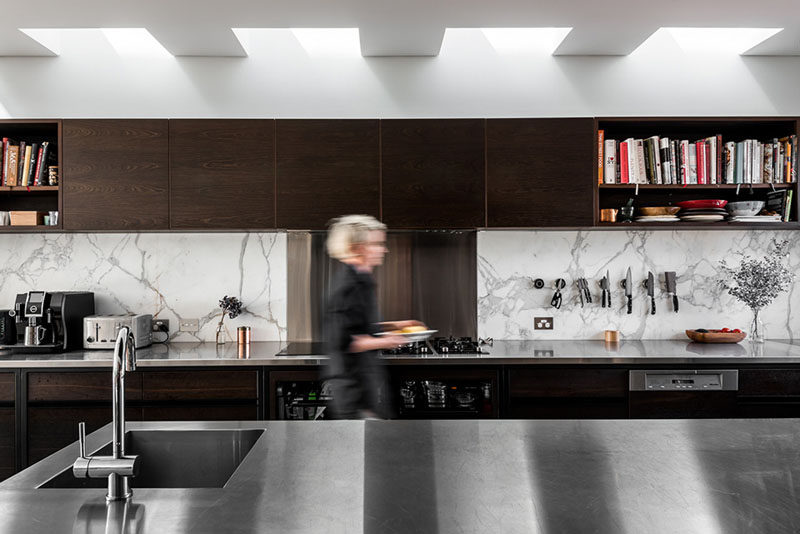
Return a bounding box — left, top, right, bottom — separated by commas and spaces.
724, 142, 734, 184
620, 140, 629, 184
21, 145, 32, 187
715, 134, 723, 184
6, 145, 19, 186
659, 137, 671, 184
785, 138, 793, 184
27, 143, 38, 186
597, 129, 604, 185
792, 135, 797, 183
603, 139, 617, 184
33, 147, 43, 186
764, 143, 773, 183
36, 142, 50, 186
650, 136, 662, 184
643, 138, 653, 183
689, 143, 698, 184
705, 136, 716, 185
670, 140, 678, 185
635, 139, 646, 184
680, 140, 689, 185
0, 138, 6, 186
17, 141, 26, 182
784, 189, 793, 222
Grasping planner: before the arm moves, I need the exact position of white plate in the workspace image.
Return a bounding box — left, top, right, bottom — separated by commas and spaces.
680, 215, 725, 221
377, 329, 438, 342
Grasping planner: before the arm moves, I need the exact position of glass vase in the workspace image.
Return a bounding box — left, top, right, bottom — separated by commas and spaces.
215, 321, 229, 345
750, 308, 765, 343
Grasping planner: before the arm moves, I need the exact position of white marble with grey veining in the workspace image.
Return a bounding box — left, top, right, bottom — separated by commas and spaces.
0, 233, 287, 341
478, 230, 800, 341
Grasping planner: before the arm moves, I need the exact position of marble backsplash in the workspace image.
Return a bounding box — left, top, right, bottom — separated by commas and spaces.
477, 230, 800, 341
0, 233, 287, 342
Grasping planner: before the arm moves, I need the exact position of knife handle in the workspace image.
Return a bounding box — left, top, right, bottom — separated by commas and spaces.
673, 295, 679, 313
627, 296, 632, 315
651, 297, 656, 315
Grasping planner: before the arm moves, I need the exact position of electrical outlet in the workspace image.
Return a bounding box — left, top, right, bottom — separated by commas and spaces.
179, 318, 199, 333
152, 319, 169, 333
534, 317, 553, 330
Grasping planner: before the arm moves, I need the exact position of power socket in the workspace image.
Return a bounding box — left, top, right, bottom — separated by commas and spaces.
152, 319, 169, 333
534, 317, 553, 330
179, 318, 200, 333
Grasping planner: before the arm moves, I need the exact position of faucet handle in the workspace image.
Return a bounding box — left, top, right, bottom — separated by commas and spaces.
78, 421, 86, 458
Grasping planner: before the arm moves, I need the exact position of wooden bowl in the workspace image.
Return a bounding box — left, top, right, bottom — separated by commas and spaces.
640, 206, 680, 216
685, 330, 746, 343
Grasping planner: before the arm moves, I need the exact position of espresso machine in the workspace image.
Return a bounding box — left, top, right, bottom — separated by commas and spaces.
9, 291, 95, 353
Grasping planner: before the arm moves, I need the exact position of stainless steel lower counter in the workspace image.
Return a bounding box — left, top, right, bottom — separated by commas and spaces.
2, 419, 800, 533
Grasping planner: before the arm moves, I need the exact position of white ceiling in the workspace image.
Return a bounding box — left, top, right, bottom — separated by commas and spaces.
0, 0, 798, 57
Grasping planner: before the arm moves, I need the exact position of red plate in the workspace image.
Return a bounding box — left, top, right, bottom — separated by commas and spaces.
676, 199, 728, 209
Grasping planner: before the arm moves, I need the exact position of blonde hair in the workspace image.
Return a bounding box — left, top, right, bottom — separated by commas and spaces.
326, 214, 387, 260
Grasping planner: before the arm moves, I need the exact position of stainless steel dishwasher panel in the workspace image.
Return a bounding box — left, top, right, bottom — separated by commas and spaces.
629, 370, 739, 418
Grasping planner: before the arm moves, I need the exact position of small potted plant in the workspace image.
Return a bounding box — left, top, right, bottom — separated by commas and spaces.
216, 295, 243, 345
718, 239, 794, 343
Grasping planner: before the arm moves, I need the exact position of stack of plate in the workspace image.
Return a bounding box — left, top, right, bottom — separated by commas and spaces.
679, 208, 727, 222
728, 214, 782, 223
635, 215, 679, 223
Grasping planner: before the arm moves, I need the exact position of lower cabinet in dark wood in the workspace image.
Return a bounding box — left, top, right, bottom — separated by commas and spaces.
507, 399, 628, 419
26, 406, 143, 466
141, 370, 259, 401
28, 372, 142, 402
737, 369, 800, 417
0, 407, 15, 482
629, 391, 737, 419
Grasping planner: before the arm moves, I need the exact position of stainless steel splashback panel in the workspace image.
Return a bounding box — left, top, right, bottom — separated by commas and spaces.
287, 231, 477, 342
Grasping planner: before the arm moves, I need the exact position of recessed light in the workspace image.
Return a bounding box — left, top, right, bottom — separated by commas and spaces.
480, 28, 573, 54
100, 28, 172, 58
663, 27, 782, 54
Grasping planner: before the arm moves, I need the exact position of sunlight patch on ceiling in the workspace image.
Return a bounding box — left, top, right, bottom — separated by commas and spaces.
480, 28, 573, 54
659, 27, 782, 54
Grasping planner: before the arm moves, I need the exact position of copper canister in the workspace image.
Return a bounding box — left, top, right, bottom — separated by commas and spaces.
237, 326, 251, 345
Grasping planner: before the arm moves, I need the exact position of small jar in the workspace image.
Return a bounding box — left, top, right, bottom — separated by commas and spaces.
237, 326, 251, 345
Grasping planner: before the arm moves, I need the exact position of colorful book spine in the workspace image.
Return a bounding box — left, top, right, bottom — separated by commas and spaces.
597, 129, 604, 185
620, 140, 630, 184
603, 139, 617, 184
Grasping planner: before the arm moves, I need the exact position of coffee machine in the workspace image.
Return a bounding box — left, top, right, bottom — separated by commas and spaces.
11, 291, 95, 353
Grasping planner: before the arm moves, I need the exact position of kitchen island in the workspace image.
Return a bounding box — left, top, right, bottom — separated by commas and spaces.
1, 418, 799, 533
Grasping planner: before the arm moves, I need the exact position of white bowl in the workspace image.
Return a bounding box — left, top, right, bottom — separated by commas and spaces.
726, 200, 764, 217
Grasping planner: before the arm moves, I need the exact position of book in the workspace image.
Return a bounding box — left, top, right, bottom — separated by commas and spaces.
619, 140, 630, 184
784, 190, 793, 222
643, 138, 654, 183
695, 141, 706, 184
766, 189, 788, 219
26, 142, 38, 186
33, 147, 43, 186
763, 143, 773, 183
659, 137, 671, 184
17, 141, 26, 182
603, 139, 617, 184
20, 145, 32, 187
6, 145, 19, 186
724, 142, 735, 184
735, 141, 744, 184
35, 141, 50, 186
679, 140, 690, 185
688, 143, 698, 184
669, 140, 678, 185
597, 130, 604, 185
648, 136, 662, 184
635, 139, 646, 184
715, 134, 723, 184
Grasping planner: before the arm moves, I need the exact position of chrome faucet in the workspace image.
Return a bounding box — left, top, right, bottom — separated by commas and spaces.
73, 326, 140, 501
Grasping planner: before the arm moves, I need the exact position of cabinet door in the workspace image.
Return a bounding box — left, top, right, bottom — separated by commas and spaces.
487, 118, 594, 227
276, 120, 379, 229
63, 119, 169, 230
0, 373, 14, 481
141, 370, 259, 401
170, 119, 275, 229
381, 119, 485, 229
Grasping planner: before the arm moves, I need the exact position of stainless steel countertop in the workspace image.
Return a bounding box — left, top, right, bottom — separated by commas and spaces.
2, 419, 800, 533
3, 339, 800, 368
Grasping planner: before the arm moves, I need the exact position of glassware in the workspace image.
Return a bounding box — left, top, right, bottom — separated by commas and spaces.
215, 321, 231, 344
750, 308, 766, 343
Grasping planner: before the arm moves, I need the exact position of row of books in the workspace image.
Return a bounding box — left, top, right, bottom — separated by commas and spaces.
597, 132, 797, 185
1, 138, 57, 187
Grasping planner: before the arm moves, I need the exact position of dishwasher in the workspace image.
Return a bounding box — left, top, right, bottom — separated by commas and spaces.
629, 369, 739, 418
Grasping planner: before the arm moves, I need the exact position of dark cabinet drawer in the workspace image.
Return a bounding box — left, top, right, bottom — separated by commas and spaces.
739, 370, 800, 396
630, 391, 737, 419
508, 369, 628, 398
0, 373, 14, 403
507, 399, 628, 419
142, 370, 258, 401
28, 372, 142, 402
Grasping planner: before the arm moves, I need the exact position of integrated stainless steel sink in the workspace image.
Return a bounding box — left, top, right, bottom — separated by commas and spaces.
39, 429, 264, 489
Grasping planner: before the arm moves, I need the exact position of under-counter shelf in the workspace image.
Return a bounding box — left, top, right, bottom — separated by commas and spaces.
596, 221, 799, 230
598, 183, 794, 190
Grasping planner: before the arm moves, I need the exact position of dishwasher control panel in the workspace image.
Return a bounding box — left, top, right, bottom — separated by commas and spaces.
629, 370, 739, 391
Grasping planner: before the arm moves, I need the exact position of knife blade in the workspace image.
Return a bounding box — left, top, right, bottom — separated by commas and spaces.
665, 271, 678, 313
624, 267, 632, 314
605, 270, 611, 309
646, 271, 656, 315
576, 279, 585, 307
583, 278, 592, 304
599, 277, 607, 308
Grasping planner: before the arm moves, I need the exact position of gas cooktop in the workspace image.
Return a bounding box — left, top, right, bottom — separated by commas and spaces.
382, 337, 491, 356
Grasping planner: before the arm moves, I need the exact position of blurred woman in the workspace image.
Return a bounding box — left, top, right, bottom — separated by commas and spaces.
323, 215, 422, 419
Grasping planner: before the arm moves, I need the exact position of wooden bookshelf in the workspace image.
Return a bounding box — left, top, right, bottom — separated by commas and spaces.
0, 120, 61, 230
595, 117, 800, 229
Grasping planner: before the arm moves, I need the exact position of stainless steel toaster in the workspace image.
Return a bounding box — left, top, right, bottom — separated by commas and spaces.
84, 314, 153, 349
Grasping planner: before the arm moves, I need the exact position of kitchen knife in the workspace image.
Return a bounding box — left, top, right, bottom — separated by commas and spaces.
576, 279, 584, 307
583, 278, 592, 304
622, 268, 632, 314
605, 270, 611, 309
645, 271, 656, 315
665, 271, 678, 313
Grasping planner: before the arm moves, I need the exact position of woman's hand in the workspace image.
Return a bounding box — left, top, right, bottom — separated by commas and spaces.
349, 334, 407, 353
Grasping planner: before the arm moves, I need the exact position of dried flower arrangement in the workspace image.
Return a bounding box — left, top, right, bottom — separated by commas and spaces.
216, 295, 243, 344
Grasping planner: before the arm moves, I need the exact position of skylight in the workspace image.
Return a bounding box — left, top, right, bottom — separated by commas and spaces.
480, 28, 573, 54
661, 27, 782, 54
19, 28, 172, 58
290, 28, 361, 56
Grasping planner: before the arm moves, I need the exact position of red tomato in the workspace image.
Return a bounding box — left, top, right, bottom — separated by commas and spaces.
721, 328, 731, 333
732, 328, 742, 333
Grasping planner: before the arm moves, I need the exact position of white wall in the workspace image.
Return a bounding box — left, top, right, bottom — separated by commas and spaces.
0, 29, 798, 118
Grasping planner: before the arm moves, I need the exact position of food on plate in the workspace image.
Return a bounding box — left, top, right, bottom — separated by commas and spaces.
401, 325, 428, 333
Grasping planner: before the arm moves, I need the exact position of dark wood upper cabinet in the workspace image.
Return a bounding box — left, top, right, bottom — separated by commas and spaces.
381, 119, 485, 229
170, 120, 275, 229
487, 118, 594, 227
276, 120, 379, 229
63, 119, 169, 230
